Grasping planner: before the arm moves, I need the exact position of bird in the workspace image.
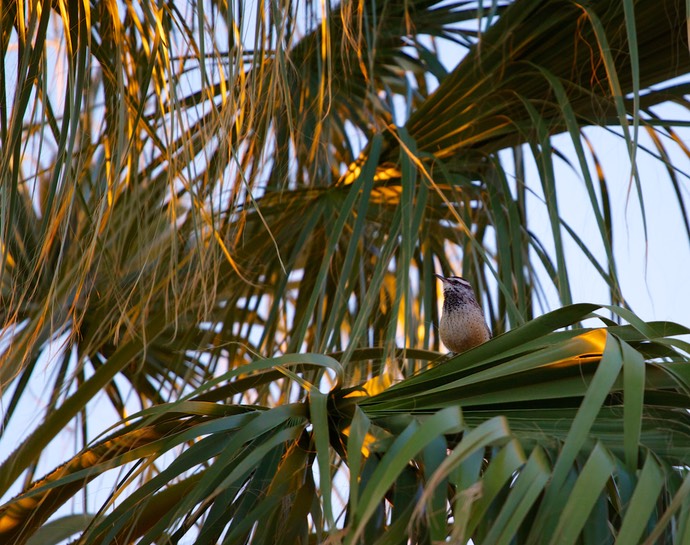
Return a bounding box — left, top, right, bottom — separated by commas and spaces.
435, 274, 491, 353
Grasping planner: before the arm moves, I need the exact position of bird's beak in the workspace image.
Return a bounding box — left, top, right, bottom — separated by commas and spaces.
434, 273, 447, 282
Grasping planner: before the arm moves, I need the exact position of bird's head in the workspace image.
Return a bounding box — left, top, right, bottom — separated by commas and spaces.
434, 274, 475, 295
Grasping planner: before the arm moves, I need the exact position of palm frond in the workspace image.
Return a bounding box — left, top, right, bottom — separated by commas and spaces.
2, 307, 690, 543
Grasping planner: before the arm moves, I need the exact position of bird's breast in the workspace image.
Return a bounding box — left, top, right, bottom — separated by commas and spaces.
439, 305, 491, 353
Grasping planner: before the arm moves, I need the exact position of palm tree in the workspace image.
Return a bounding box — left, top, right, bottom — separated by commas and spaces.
1, 0, 690, 543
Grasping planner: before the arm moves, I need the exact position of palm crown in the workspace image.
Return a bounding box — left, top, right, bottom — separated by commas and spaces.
1, 0, 690, 543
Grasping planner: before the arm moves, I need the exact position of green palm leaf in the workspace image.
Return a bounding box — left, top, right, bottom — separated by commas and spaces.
2, 307, 690, 543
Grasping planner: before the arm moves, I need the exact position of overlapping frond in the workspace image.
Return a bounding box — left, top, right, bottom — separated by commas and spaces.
2, 307, 690, 544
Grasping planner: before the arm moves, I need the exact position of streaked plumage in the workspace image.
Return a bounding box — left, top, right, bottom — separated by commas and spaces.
436, 274, 491, 353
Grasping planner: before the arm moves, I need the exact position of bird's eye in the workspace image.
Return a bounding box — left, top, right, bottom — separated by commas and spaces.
452, 278, 471, 288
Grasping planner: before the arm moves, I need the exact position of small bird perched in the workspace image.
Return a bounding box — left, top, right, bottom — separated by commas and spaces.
435, 274, 491, 353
